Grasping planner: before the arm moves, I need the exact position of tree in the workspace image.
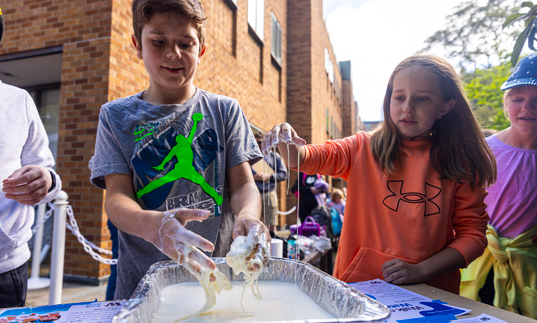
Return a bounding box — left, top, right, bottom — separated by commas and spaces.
421, 0, 532, 131
464, 63, 511, 130
504, 1, 537, 65
421, 0, 523, 69
421, 0, 520, 131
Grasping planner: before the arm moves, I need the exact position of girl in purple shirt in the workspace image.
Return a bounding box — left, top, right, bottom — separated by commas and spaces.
461, 53, 537, 319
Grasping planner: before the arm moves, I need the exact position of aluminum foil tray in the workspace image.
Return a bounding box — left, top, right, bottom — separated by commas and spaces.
112, 257, 390, 322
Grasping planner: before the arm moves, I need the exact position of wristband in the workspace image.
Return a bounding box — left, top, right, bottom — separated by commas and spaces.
48, 170, 56, 193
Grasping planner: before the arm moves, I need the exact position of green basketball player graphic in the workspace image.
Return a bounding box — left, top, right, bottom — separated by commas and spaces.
136, 113, 223, 206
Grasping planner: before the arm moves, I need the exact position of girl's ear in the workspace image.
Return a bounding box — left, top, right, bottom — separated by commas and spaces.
198, 45, 206, 60
438, 99, 455, 119
132, 34, 143, 60
503, 105, 510, 121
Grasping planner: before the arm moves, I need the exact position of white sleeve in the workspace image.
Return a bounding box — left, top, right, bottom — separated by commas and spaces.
21, 91, 62, 204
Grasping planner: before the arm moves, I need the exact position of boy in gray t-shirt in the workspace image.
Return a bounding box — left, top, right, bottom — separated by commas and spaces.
90, 0, 267, 300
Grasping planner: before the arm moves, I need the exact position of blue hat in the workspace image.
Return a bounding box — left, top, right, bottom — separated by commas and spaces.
501, 52, 537, 91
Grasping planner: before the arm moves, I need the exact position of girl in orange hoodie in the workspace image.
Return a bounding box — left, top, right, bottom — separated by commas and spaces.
262, 55, 496, 294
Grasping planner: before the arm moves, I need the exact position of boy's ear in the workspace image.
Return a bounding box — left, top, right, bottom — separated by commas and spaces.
438, 99, 455, 119
131, 34, 143, 59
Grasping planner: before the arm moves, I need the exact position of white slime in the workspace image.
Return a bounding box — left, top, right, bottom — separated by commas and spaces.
152, 281, 335, 323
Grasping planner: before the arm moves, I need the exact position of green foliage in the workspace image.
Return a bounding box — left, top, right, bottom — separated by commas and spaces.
463, 64, 512, 130
421, 0, 523, 69
419, 0, 537, 130
504, 1, 537, 65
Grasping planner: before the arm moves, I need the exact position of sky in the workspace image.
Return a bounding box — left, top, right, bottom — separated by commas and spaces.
323, 0, 468, 122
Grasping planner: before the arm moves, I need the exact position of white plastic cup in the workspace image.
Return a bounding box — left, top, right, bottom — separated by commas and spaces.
271, 238, 284, 258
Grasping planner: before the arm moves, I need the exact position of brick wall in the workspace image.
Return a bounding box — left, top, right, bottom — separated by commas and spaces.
311, 0, 342, 145
0, 0, 116, 281
285, 0, 314, 222
287, 0, 312, 141
0, 0, 352, 281
341, 79, 355, 137
197, 0, 289, 218
197, 0, 287, 129
284, 0, 347, 220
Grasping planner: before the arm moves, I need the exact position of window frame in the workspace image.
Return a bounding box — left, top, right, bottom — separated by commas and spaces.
248, 0, 264, 41
270, 12, 282, 68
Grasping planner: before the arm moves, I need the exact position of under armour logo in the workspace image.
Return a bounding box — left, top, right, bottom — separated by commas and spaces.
382, 181, 441, 216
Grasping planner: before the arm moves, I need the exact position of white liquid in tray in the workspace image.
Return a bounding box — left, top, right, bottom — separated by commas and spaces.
152, 280, 335, 323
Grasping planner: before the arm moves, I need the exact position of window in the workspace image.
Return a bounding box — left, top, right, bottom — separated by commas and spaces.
225, 0, 238, 9
248, 0, 264, 40
326, 109, 330, 134
325, 49, 334, 84
271, 12, 282, 65
0, 49, 62, 163
27, 84, 61, 162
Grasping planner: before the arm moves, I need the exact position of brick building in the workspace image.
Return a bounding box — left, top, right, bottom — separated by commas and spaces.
0, 0, 359, 283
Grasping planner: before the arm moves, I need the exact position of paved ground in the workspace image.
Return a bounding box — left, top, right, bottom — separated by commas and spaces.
26, 281, 108, 307
25, 216, 109, 307
24, 263, 109, 307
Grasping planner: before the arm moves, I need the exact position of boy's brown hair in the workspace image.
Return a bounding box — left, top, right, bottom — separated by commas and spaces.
371, 54, 496, 188
132, 0, 207, 53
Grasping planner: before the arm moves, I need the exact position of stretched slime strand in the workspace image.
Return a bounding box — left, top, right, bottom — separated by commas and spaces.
174, 250, 232, 322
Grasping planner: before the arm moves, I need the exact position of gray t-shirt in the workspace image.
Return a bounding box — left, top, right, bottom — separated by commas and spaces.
90, 88, 261, 299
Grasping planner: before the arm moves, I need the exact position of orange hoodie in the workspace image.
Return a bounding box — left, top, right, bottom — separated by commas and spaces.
299, 132, 488, 294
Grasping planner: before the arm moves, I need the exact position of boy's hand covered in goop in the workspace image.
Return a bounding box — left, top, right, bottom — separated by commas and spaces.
231, 215, 271, 271
155, 209, 234, 322
261, 123, 306, 154
153, 208, 216, 274
227, 219, 271, 306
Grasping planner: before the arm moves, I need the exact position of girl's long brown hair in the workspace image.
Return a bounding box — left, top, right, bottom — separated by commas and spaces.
370, 55, 496, 187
